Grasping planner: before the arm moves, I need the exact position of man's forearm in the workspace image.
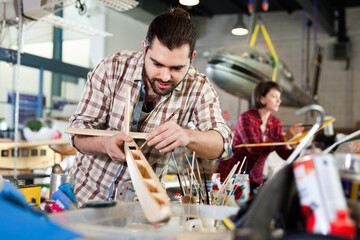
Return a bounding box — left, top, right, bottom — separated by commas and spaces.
184, 129, 224, 160
73, 135, 107, 155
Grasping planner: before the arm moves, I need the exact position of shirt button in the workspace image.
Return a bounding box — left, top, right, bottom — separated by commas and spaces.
139, 97, 143, 101
114, 180, 119, 184
132, 121, 137, 125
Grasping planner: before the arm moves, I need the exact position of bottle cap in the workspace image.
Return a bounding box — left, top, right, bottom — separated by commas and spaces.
330, 209, 356, 239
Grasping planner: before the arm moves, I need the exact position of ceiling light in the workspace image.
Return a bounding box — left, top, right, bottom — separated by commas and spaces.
96, 0, 139, 12
231, 14, 248, 36
40, 14, 113, 37
179, 0, 199, 7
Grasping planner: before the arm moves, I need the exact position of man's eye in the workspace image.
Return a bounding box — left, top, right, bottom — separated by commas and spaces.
172, 67, 182, 71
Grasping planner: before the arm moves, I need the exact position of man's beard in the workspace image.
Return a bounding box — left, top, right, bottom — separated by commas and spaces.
143, 64, 185, 96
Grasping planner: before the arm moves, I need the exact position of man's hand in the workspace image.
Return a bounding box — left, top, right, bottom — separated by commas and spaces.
284, 123, 305, 142
103, 133, 133, 162
145, 120, 190, 153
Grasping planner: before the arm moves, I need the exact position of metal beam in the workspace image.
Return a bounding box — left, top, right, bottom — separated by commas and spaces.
0, 47, 90, 79
296, 0, 336, 36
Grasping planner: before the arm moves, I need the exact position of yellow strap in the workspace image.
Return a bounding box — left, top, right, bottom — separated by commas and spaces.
249, 24, 260, 47
260, 24, 278, 81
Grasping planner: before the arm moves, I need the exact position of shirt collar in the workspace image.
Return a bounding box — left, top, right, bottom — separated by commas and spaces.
134, 53, 145, 82
254, 108, 274, 126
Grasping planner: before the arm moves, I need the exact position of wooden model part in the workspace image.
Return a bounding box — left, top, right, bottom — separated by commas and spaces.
0, 141, 62, 169
236, 118, 336, 148
124, 141, 171, 223
64, 127, 147, 139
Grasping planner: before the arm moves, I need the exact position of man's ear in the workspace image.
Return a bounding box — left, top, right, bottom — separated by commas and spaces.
142, 40, 147, 52
191, 50, 197, 62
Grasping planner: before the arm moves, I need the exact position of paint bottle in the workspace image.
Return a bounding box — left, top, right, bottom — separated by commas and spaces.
234, 173, 250, 206
211, 173, 221, 187
171, 193, 182, 204
210, 182, 219, 205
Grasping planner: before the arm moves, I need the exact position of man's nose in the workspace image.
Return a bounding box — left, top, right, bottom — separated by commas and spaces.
159, 68, 171, 82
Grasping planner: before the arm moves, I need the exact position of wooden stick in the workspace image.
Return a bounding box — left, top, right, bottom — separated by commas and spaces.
202, 167, 210, 205
171, 152, 185, 196
181, 171, 190, 195
187, 168, 192, 198
195, 156, 205, 200
185, 154, 205, 201
236, 141, 297, 148
64, 127, 147, 139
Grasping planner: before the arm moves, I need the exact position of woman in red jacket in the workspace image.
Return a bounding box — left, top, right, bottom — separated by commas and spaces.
216, 81, 304, 194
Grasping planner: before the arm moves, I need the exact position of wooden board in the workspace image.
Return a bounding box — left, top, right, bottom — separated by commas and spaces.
64, 127, 147, 139
124, 141, 171, 223
235, 118, 336, 148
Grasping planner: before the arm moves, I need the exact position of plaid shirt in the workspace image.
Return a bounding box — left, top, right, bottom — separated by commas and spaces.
216, 109, 292, 185
69, 51, 232, 206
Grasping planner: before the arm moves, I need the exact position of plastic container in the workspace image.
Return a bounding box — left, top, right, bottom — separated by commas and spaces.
49, 174, 73, 197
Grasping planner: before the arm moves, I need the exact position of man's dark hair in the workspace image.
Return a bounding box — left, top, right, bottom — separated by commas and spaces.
252, 81, 281, 109
145, 7, 196, 58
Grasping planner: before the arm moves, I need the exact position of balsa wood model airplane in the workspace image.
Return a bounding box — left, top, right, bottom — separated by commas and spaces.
66, 87, 171, 223
235, 118, 335, 148
122, 87, 171, 223
0, 139, 69, 170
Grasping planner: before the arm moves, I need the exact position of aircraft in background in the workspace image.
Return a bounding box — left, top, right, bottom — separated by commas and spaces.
206, 45, 314, 108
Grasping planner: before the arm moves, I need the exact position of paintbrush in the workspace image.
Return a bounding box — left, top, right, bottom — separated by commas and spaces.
172, 152, 185, 196
138, 107, 181, 150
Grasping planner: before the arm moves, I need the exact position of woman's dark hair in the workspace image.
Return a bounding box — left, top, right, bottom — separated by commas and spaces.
144, 7, 196, 59
252, 81, 281, 109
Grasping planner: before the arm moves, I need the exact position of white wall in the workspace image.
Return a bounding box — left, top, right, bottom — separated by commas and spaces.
105, 8, 149, 56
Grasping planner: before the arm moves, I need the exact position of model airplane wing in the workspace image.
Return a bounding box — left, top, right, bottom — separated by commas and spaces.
64, 127, 147, 139
235, 118, 336, 148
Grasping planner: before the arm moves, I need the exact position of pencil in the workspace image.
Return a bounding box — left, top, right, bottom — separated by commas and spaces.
138, 107, 181, 149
